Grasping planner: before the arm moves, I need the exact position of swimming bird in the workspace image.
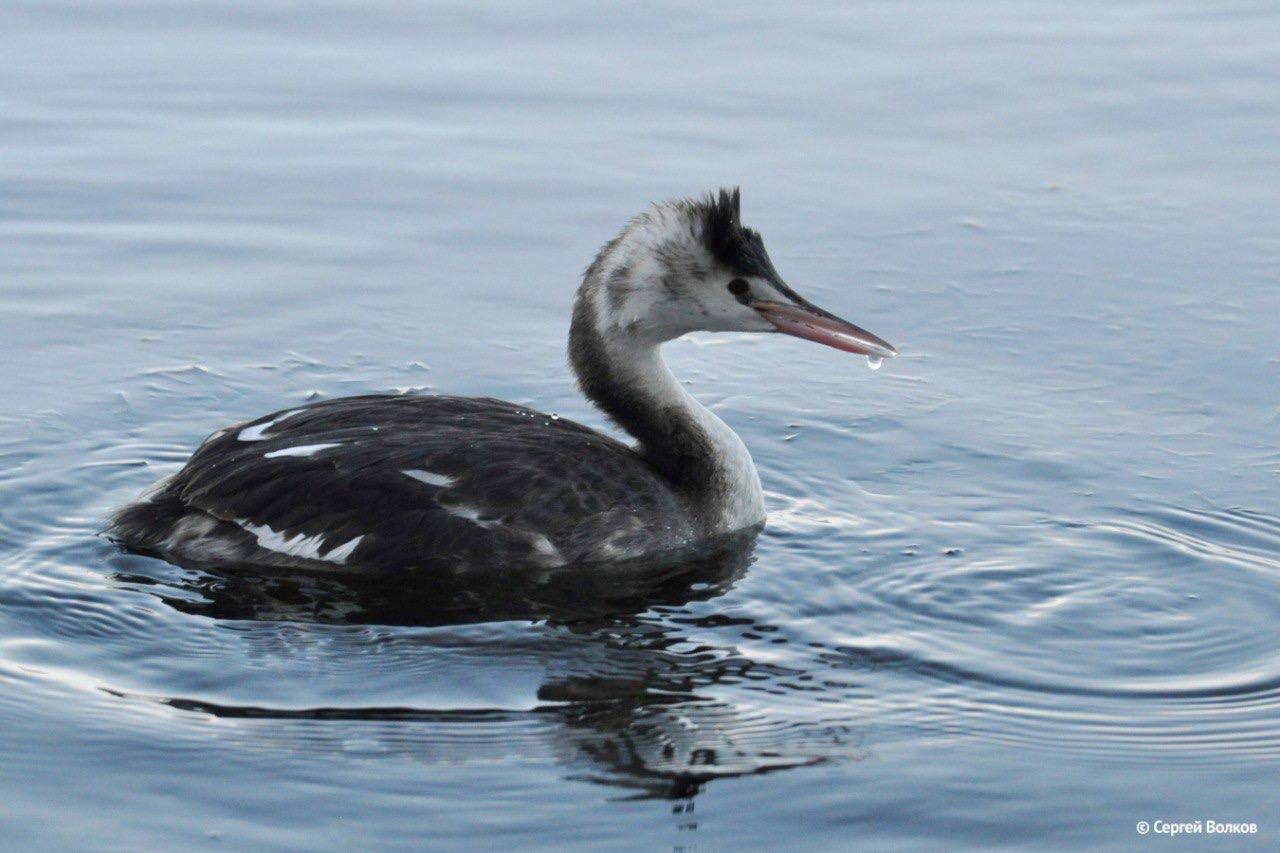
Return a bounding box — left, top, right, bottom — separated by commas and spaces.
109, 188, 896, 572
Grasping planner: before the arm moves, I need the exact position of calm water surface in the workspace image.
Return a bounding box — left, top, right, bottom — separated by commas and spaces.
2, 2, 1279, 849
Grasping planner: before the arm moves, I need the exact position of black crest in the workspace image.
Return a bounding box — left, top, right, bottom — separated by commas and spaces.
693, 187, 782, 283
700, 187, 742, 252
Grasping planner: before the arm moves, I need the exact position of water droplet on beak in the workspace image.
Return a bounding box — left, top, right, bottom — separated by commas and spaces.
866, 355, 883, 370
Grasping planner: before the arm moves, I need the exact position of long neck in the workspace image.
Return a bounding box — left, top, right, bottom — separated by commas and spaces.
569, 290, 764, 534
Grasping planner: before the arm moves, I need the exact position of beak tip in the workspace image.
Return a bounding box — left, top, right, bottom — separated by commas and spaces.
754, 300, 897, 360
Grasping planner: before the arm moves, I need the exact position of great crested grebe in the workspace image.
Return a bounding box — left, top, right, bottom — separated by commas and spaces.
110, 189, 896, 572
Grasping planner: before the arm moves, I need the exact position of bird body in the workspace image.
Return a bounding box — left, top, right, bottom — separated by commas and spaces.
110, 189, 895, 572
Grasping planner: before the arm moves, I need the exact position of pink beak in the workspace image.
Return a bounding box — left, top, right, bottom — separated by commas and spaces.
753, 300, 898, 359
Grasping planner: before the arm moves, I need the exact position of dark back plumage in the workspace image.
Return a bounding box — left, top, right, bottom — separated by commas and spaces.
111, 395, 702, 572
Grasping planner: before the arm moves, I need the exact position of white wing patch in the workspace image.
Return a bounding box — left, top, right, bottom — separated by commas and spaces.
443, 503, 497, 527
237, 519, 365, 564
321, 535, 364, 562
526, 533, 565, 567
435, 502, 565, 566
263, 443, 341, 459
402, 469, 455, 488
238, 409, 305, 442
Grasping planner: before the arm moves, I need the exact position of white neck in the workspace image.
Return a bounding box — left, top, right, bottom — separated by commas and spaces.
590, 332, 766, 535
568, 207, 768, 535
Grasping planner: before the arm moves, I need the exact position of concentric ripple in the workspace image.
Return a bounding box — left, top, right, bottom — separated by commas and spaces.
5, 401, 1280, 797
2, 350, 1279, 814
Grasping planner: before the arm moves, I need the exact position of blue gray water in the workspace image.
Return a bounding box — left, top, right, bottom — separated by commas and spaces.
2, 1, 1278, 849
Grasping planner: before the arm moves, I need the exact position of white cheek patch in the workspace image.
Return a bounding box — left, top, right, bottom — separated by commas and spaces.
597, 207, 725, 339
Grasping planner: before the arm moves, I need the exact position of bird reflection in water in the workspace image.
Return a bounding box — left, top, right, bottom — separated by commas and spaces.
111, 531, 863, 802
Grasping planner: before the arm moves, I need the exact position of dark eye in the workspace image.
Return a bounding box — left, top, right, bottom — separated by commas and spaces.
727, 278, 749, 299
